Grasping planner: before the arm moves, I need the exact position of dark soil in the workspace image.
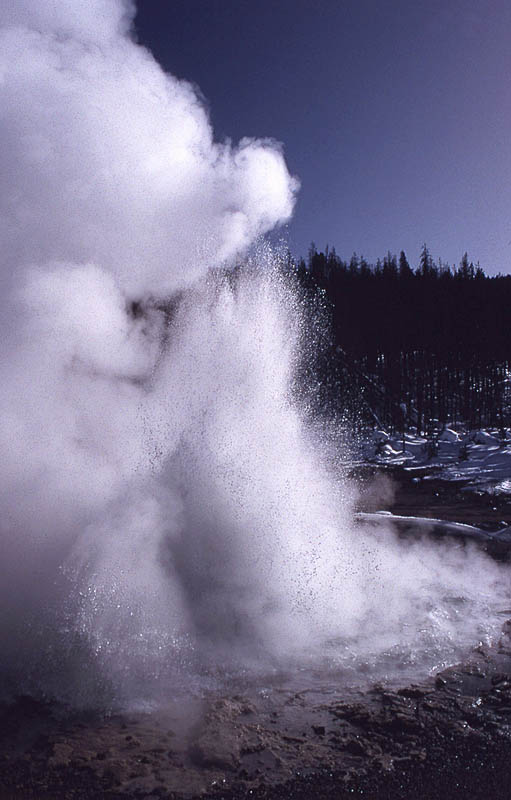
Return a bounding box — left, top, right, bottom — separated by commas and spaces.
3, 645, 511, 800
1, 470, 511, 800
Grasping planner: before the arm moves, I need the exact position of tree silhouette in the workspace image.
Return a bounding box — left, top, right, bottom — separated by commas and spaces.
295, 244, 511, 433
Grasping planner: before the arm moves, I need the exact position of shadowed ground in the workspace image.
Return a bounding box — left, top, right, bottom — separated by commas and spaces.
2, 470, 511, 800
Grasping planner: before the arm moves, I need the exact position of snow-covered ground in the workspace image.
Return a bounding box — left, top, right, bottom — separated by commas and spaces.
360, 427, 511, 495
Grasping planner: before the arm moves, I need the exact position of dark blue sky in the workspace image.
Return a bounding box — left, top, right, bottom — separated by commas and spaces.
134, 0, 511, 274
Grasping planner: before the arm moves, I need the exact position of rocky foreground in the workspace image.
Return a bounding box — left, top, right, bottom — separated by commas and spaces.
1, 626, 511, 800
2, 472, 511, 800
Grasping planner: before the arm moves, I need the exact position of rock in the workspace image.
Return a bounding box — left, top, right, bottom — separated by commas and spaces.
383, 711, 424, 734
191, 726, 241, 770
101, 759, 126, 785
337, 734, 381, 758
48, 742, 73, 767
129, 763, 150, 778
398, 685, 431, 699
330, 703, 373, 725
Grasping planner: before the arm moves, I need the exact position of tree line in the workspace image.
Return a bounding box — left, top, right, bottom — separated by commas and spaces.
292, 244, 511, 434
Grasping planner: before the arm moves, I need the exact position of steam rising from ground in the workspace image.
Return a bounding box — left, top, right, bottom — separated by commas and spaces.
0, 1, 508, 707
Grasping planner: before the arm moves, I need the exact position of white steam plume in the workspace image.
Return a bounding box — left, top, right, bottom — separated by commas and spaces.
0, 0, 508, 708
0, 0, 297, 296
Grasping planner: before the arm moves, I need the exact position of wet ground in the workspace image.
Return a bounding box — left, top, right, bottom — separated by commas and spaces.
2, 642, 511, 800
357, 464, 511, 529
2, 469, 511, 799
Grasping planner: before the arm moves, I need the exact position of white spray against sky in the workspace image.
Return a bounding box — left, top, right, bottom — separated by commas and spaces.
0, 0, 508, 707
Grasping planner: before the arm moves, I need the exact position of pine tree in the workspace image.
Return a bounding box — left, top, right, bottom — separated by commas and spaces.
399, 250, 413, 278
418, 243, 433, 277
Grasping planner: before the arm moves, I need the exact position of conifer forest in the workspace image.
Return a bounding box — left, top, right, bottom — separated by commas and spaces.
294, 244, 511, 434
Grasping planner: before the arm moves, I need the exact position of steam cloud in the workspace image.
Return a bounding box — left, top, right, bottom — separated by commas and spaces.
0, 0, 508, 707
0, 0, 297, 296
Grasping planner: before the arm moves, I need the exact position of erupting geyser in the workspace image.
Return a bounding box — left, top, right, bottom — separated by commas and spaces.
0, 0, 508, 708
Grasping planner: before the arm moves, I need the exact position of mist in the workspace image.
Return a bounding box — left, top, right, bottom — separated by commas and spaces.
0, 0, 508, 709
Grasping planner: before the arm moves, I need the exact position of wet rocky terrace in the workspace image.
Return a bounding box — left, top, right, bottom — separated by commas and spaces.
2, 469, 511, 799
